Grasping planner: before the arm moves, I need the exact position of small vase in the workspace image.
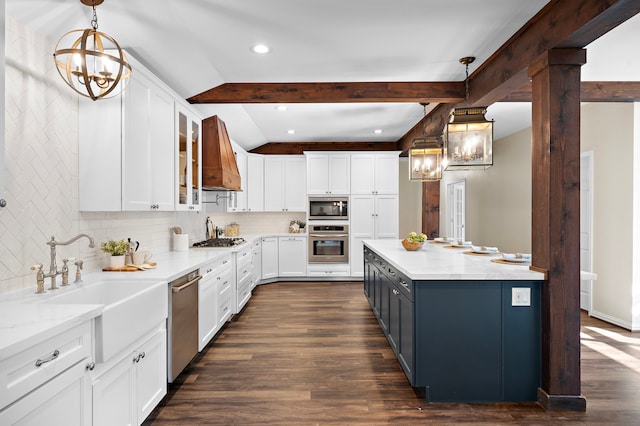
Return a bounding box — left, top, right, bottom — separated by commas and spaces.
109, 255, 125, 269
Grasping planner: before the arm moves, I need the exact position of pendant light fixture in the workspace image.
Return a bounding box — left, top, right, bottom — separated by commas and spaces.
409, 103, 443, 182
445, 57, 493, 170
53, 0, 131, 101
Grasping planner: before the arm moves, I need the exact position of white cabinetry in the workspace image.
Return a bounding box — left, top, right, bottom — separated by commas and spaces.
247, 154, 264, 212
92, 326, 166, 426
305, 153, 350, 195
264, 156, 306, 212
0, 322, 93, 425
350, 152, 400, 195
175, 103, 202, 211
278, 236, 308, 277
227, 148, 247, 212
261, 237, 279, 280
217, 265, 234, 328
198, 254, 232, 351
251, 238, 262, 288
235, 244, 253, 312
79, 53, 176, 212
350, 194, 399, 277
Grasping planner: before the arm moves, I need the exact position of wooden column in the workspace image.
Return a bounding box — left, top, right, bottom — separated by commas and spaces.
529, 48, 586, 411
422, 181, 440, 238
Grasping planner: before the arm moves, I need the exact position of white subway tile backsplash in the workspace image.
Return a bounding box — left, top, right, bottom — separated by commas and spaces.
1, 17, 305, 296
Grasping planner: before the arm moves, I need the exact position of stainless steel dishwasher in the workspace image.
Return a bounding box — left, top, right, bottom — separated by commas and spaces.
168, 269, 201, 382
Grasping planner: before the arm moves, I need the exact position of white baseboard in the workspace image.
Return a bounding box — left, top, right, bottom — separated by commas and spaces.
589, 309, 635, 331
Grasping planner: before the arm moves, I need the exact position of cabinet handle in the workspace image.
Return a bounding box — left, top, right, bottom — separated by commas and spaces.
86, 362, 96, 371
223, 260, 228, 264
399, 279, 409, 289
389, 270, 396, 276
392, 289, 399, 296
35, 349, 60, 367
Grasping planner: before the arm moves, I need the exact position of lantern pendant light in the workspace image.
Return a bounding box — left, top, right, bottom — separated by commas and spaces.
53, 0, 132, 101
409, 103, 444, 182
445, 57, 493, 170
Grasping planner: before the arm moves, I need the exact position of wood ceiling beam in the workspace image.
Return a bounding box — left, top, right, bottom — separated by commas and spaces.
249, 141, 399, 155
501, 81, 640, 102
187, 82, 465, 104
397, 0, 640, 154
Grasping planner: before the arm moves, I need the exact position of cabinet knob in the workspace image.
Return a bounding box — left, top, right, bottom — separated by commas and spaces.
86, 361, 96, 371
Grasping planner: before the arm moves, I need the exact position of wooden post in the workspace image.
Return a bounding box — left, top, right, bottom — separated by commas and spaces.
422, 181, 440, 238
529, 48, 586, 411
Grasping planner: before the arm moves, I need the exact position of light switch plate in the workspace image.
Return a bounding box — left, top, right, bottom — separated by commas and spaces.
512, 287, 531, 306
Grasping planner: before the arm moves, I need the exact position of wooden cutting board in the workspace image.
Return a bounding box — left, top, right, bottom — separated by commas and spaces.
102, 261, 157, 272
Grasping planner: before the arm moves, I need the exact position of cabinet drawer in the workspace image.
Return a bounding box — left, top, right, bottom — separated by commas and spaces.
236, 258, 252, 284
218, 294, 233, 326
201, 254, 232, 280
237, 278, 252, 311
0, 321, 92, 409
392, 270, 413, 301
217, 267, 233, 297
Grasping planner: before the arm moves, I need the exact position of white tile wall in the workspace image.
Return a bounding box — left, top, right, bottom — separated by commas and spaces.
0, 18, 304, 296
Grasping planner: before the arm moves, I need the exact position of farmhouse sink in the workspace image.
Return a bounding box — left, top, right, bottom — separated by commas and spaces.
41, 280, 168, 363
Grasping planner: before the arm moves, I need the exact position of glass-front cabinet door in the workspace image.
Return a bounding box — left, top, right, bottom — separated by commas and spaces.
176, 104, 202, 211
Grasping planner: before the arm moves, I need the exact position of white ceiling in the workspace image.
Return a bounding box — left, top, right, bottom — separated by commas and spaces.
6, 0, 640, 151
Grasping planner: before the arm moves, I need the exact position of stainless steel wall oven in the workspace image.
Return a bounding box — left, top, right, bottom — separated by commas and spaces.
308, 224, 349, 263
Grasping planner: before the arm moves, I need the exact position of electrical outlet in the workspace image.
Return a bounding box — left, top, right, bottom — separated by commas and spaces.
512, 287, 531, 307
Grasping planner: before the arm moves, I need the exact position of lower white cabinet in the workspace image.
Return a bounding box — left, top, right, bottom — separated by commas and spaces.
0, 321, 93, 425
261, 237, 279, 280
251, 239, 262, 288
198, 255, 232, 351
235, 245, 253, 312
92, 326, 167, 426
0, 358, 92, 426
278, 236, 307, 277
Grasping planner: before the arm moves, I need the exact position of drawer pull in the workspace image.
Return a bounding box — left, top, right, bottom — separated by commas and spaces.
389, 270, 396, 276
392, 289, 399, 296
399, 279, 409, 288
86, 362, 96, 371
35, 349, 60, 367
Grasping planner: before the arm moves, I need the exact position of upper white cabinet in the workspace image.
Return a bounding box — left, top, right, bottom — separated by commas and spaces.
226, 147, 247, 212
264, 156, 306, 212
246, 154, 264, 212
79, 52, 192, 212
305, 153, 350, 195
350, 152, 400, 195
175, 103, 202, 211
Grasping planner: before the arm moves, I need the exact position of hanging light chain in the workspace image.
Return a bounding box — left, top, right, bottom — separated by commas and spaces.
91, 5, 99, 30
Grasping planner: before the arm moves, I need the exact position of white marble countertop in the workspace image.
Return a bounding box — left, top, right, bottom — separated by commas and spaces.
0, 235, 267, 361
364, 239, 546, 281
0, 302, 103, 360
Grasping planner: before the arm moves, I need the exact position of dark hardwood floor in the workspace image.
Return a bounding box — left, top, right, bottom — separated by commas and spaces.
145, 282, 640, 425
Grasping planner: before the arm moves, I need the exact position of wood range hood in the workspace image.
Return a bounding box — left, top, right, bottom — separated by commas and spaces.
202, 115, 241, 191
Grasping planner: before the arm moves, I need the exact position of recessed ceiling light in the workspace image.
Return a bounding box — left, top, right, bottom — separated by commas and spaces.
287, 129, 296, 135
251, 44, 270, 54
374, 129, 383, 134
275, 105, 287, 111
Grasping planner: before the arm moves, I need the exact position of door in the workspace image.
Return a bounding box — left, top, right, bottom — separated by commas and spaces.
580, 152, 594, 313
447, 180, 466, 240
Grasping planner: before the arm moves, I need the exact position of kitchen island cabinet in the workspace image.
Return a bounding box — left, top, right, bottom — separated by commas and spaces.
363, 240, 544, 403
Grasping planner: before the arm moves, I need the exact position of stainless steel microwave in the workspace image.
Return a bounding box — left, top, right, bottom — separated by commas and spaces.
308, 197, 348, 221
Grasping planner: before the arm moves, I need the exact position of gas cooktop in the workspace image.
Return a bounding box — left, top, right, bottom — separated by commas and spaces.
192, 237, 246, 248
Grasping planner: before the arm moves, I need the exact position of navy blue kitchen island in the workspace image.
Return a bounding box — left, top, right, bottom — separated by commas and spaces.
363, 240, 545, 403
